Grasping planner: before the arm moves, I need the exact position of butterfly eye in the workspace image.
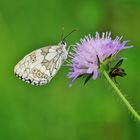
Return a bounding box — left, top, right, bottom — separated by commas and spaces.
61, 41, 66, 45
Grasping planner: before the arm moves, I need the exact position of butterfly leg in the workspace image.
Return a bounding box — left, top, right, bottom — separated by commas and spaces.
67, 45, 76, 52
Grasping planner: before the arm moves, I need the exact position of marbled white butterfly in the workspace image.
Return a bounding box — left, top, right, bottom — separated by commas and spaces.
14, 30, 76, 85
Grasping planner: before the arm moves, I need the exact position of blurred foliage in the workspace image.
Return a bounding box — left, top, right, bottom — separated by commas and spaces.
0, 0, 140, 140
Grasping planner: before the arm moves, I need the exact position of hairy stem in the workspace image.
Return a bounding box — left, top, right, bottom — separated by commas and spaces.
103, 70, 140, 122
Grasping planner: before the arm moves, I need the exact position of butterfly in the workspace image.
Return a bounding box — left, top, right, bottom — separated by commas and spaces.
14, 29, 76, 85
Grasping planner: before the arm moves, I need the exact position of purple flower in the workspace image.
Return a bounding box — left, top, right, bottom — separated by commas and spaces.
68, 32, 133, 86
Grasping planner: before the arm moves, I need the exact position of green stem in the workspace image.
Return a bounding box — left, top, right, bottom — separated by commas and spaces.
103, 70, 140, 122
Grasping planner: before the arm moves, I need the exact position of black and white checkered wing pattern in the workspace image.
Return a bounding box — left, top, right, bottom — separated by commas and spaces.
14, 45, 68, 85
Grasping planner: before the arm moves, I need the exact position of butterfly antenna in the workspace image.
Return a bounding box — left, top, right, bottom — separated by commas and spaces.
62, 29, 77, 41
61, 27, 65, 41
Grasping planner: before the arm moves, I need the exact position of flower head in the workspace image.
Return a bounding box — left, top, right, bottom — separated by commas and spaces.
68, 32, 133, 86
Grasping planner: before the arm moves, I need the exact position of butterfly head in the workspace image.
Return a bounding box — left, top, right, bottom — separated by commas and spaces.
58, 40, 67, 48
59, 29, 77, 48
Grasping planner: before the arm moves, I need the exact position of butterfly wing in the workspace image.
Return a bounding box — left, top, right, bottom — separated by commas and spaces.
14, 45, 67, 85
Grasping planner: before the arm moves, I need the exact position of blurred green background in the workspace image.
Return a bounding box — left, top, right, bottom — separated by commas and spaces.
0, 0, 140, 140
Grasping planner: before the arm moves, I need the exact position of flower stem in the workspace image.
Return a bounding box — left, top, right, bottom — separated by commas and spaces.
103, 70, 140, 122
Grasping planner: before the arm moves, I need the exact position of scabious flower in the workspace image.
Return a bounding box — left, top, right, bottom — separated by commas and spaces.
68, 32, 133, 86
67, 33, 140, 122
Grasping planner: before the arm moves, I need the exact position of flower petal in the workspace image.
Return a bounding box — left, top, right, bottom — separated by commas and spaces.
68, 32, 132, 86
92, 70, 98, 80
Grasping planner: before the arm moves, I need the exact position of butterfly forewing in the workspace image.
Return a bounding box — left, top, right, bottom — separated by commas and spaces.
14, 45, 67, 85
